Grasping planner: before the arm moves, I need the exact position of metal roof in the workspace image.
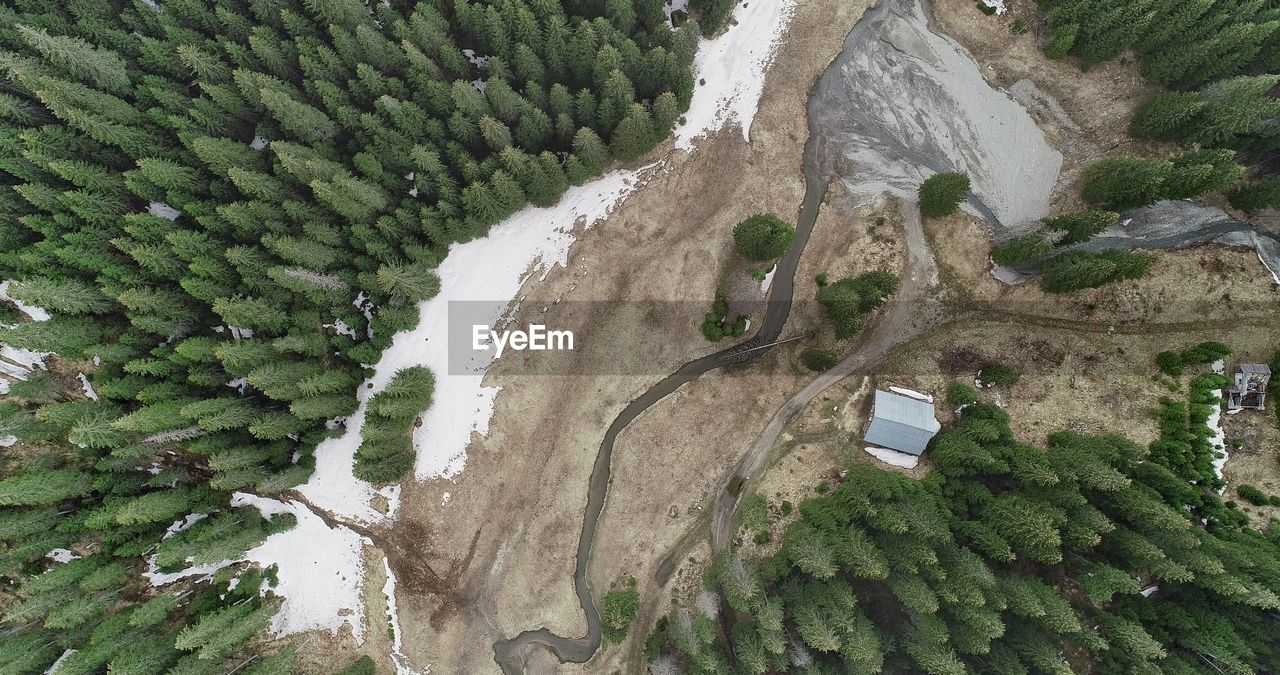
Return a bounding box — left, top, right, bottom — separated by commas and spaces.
1236, 364, 1271, 374
864, 390, 941, 456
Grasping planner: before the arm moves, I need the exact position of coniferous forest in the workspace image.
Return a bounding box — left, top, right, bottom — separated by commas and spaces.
653, 395, 1280, 674
0, 0, 716, 671
1043, 0, 1280, 212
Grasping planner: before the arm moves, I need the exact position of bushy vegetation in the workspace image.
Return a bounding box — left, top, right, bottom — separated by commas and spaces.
353, 366, 435, 484
917, 172, 971, 218
732, 213, 795, 261
990, 209, 1119, 266
649, 395, 1280, 673
799, 347, 838, 372
1042, 1, 1280, 88
0, 0, 706, 668
1237, 484, 1280, 507
1155, 341, 1232, 377
700, 289, 746, 341
688, 0, 739, 36
1039, 249, 1158, 294
946, 382, 979, 407
1081, 151, 1244, 209
976, 361, 1019, 388
815, 270, 898, 339
601, 577, 640, 644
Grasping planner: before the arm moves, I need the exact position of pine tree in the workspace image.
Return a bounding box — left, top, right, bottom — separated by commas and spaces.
918, 172, 971, 217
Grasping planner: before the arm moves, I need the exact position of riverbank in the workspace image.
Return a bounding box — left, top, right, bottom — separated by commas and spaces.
378, 0, 876, 671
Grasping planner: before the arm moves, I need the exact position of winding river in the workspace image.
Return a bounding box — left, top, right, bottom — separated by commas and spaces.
492, 0, 1280, 670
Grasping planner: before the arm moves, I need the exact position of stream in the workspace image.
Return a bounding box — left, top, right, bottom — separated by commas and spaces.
492, 0, 1280, 670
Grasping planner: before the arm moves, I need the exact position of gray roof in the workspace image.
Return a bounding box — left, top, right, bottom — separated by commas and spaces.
864, 390, 941, 456
1236, 364, 1271, 374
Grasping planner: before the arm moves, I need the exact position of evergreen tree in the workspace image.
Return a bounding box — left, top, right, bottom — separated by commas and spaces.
918, 172, 971, 217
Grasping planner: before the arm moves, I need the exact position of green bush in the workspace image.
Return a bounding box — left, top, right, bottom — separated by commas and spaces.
800, 348, 839, 372
1156, 351, 1184, 377
948, 383, 980, 407
1180, 341, 1231, 365
991, 232, 1051, 266
1238, 484, 1269, 506
600, 578, 640, 644
1039, 250, 1157, 294
816, 270, 899, 339
338, 656, 376, 675
1041, 210, 1119, 246
918, 172, 971, 217
780, 500, 793, 516
978, 362, 1019, 388
733, 214, 795, 261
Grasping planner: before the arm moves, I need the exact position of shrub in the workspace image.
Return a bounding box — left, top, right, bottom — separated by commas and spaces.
740, 493, 769, 533
780, 500, 793, 516
1238, 484, 1269, 506
800, 348, 839, 372
948, 383, 980, 407
991, 232, 1052, 266
1156, 351, 1184, 377
918, 172, 971, 217
978, 362, 1019, 387
816, 270, 898, 339
600, 578, 640, 644
1081, 156, 1170, 208
733, 214, 795, 261
1180, 341, 1231, 365
1041, 210, 1119, 246
1039, 250, 1157, 294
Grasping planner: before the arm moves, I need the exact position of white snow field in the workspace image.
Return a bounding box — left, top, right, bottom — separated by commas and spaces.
675, 0, 798, 150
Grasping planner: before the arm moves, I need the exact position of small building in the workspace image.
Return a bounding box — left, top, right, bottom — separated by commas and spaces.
864, 390, 941, 456
1226, 364, 1271, 412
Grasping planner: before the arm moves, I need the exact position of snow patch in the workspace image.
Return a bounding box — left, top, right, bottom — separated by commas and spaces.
45, 650, 77, 674
250, 135, 269, 150
888, 386, 933, 403
978, 0, 1007, 14
148, 202, 182, 221
326, 318, 359, 339
231, 493, 370, 641
674, 0, 797, 150
0, 344, 50, 381
46, 548, 79, 564
77, 373, 98, 401
864, 446, 920, 469
382, 557, 422, 675
1206, 359, 1229, 488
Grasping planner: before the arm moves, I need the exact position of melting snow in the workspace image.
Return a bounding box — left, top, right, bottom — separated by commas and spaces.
382, 557, 422, 675
1208, 360, 1228, 489
77, 373, 98, 400
674, 0, 797, 150
759, 265, 776, 294
865, 446, 920, 469
148, 202, 182, 221
979, 0, 1008, 14
250, 135, 269, 150
46, 548, 79, 564
0, 345, 50, 381
230, 493, 370, 641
